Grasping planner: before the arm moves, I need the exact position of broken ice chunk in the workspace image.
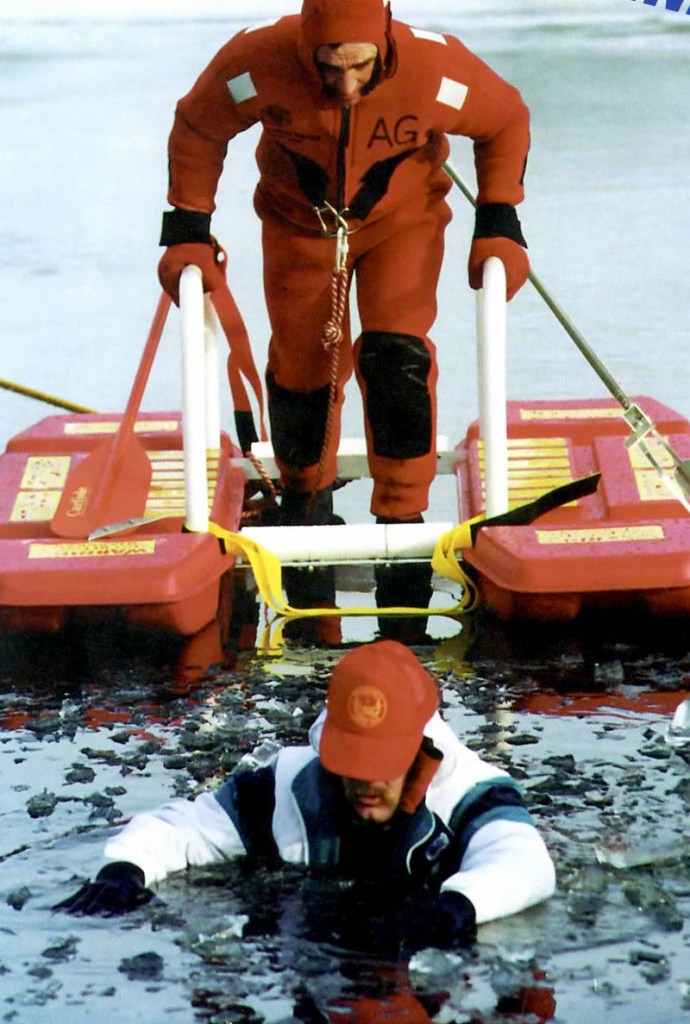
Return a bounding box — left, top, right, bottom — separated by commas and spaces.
665, 698, 690, 747
565, 865, 608, 924
595, 835, 684, 869
622, 876, 683, 931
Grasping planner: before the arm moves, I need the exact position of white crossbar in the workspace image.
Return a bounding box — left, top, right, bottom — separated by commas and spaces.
240, 521, 454, 565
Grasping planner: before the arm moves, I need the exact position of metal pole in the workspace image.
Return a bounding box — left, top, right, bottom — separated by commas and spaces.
443, 159, 632, 411
443, 158, 690, 509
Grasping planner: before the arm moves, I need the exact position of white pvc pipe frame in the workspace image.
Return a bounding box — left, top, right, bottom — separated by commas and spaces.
476, 257, 509, 517
178, 257, 508, 553
179, 265, 220, 532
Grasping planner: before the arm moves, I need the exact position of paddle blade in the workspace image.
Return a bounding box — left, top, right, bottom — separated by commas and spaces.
50, 436, 152, 539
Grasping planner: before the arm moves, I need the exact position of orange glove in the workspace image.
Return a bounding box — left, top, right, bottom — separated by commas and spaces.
468, 236, 529, 301
158, 242, 226, 305
157, 207, 226, 305
468, 203, 529, 302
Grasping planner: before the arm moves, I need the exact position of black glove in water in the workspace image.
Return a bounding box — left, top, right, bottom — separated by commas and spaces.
53, 861, 155, 917
401, 890, 477, 951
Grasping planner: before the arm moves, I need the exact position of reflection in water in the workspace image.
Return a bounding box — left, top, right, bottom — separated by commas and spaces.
0, 571, 260, 710
171, 864, 556, 1023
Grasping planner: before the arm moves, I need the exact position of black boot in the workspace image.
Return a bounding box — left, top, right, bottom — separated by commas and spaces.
283, 561, 341, 645
374, 516, 432, 644
279, 487, 343, 527
279, 486, 343, 645
279, 486, 340, 610
258, 484, 344, 528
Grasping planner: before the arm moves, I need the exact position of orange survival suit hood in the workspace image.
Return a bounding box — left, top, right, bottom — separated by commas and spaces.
299, 0, 396, 80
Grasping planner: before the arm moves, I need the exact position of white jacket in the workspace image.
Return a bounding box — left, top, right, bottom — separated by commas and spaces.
104, 711, 555, 925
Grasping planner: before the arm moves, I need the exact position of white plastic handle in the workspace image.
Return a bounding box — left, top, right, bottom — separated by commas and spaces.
476, 257, 508, 517
180, 265, 210, 532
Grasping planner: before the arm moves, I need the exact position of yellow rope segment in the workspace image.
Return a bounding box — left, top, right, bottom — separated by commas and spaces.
0, 377, 95, 414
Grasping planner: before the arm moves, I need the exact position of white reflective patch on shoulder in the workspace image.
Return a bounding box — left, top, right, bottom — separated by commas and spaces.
226, 71, 258, 105
410, 26, 447, 44
436, 77, 469, 111
243, 19, 279, 34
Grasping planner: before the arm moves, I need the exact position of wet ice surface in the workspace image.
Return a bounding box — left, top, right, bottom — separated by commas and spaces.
2, 611, 690, 1023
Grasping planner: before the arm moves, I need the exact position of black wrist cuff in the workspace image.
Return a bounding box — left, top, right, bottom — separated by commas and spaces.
96, 861, 146, 884
474, 203, 527, 248
160, 208, 212, 246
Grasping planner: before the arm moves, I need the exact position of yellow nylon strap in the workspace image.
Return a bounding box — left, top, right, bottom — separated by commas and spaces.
206, 520, 479, 621
430, 514, 485, 591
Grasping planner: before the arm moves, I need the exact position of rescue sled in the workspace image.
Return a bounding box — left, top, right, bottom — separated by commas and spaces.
2, 248, 690, 638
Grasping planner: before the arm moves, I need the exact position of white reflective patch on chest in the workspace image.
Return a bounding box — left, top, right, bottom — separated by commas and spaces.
226, 71, 258, 105
436, 77, 469, 111
410, 26, 447, 45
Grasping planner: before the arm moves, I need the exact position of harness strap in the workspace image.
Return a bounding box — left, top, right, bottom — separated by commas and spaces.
206, 519, 478, 621
209, 282, 268, 448
432, 473, 601, 585
197, 474, 600, 649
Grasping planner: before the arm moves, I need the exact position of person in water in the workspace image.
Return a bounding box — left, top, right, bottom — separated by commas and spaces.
55, 640, 555, 950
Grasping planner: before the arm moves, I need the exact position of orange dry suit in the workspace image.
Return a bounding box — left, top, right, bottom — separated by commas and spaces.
160, 0, 530, 519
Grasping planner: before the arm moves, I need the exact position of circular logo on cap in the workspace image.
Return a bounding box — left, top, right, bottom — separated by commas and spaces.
347, 685, 388, 729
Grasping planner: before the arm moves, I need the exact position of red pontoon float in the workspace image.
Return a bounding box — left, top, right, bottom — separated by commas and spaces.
455, 395, 690, 621
0, 411, 244, 634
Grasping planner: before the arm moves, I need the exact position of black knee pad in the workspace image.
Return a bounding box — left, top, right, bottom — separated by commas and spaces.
267, 373, 330, 468
357, 332, 432, 459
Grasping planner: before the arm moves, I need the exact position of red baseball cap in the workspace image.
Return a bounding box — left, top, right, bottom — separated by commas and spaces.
319, 640, 439, 781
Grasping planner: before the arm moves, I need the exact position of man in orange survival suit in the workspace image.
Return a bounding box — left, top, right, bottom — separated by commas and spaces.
158, 0, 530, 620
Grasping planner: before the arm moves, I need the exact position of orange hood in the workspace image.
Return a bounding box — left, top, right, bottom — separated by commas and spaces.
299, 0, 396, 81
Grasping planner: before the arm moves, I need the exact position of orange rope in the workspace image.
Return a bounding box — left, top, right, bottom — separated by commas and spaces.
311, 260, 349, 509
240, 449, 279, 525
247, 450, 278, 496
